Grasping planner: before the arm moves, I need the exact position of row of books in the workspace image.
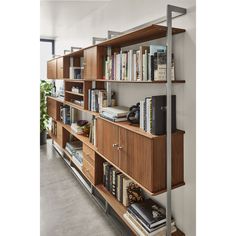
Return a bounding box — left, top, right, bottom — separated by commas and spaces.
103, 45, 175, 81
65, 141, 83, 167
50, 120, 57, 135
60, 105, 71, 124
88, 89, 116, 112
103, 162, 144, 207
125, 198, 177, 236
140, 95, 176, 135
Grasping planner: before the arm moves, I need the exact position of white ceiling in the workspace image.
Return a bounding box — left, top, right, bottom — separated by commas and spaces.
40, 0, 112, 38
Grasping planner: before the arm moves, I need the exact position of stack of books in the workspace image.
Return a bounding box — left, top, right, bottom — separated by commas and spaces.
124, 199, 177, 236
103, 162, 144, 207
103, 45, 175, 81
100, 106, 129, 122
65, 141, 83, 167
139, 95, 176, 135
88, 89, 116, 112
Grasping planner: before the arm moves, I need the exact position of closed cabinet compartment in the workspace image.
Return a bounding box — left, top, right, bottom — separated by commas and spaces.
47, 97, 58, 120
96, 117, 184, 193
47, 59, 57, 79
55, 122, 63, 148
56, 57, 69, 79
96, 118, 119, 166
84, 46, 105, 80
118, 127, 153, 191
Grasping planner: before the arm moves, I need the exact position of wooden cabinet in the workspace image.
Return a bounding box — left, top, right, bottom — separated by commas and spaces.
97, 118, 119, 166
96, 118, 184, 193
47, 59, 57, 79
47, 57, 70, 79
84, 46, 105, 80
47, 97, 60, 120
56, 57, 70, 79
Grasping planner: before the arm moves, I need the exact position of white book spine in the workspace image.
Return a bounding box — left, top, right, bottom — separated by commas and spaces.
140, 101, 144, 130
148, 54, 151, 81
133, 53, 137, 81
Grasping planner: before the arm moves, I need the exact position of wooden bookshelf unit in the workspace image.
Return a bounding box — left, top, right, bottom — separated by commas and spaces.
46, 22, 186, 236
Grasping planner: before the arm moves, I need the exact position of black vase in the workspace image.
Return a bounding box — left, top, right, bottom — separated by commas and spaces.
40, 130, 47, 145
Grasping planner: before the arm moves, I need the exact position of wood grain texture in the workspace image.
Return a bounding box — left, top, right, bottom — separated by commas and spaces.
99, 25, 185, 48
96, 118, 119, 166
84, 46, 106, 80
47, 97, 60, 121
47, 59, 57, 79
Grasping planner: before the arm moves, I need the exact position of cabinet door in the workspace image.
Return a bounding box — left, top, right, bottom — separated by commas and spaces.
47, 59, 57, 79
56, 57, 63, 79
84, 47, 97, 80
47, 97, 57, 120
96, 118, 119, 166
119, 128, 153, 191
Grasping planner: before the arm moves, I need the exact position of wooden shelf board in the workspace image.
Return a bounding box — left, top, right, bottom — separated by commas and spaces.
93, 79, 185, 83
99, 24, 185, 47
96, 149, 184, 196
64, 101, 99, 116
98, 116, 185, 139
63, 49, 84, 58
47, 96, 65, 103
95, 184, 184, 236
64, 79, 85, 83
60, 122, 97, 152
65, 91, 84, 96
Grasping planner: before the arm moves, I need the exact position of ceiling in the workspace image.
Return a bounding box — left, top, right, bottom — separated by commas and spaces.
40, 0, 112, 38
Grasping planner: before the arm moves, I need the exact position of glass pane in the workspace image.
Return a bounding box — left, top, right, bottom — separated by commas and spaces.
40, 41, 52, 80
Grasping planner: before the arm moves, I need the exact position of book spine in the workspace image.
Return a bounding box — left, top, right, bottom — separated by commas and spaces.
109, 167, 113, 193
112, 169, 116, 196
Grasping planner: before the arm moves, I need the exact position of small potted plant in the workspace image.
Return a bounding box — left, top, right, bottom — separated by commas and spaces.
40, 80, 52, 145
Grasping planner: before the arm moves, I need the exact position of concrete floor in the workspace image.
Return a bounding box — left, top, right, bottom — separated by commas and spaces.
40, 140, 122, 236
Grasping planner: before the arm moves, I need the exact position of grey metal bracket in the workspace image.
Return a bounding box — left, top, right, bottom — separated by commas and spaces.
64, 49, 71, 55
107, 30, 122, 39
70, 46, 82, 52
165, 5, 186, 236
92, 37, 107, 45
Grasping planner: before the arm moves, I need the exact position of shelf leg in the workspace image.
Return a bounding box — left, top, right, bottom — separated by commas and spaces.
166, 5, 186, 236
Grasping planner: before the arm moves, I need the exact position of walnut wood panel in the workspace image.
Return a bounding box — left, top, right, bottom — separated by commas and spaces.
99, 24, 185, 48
152, 131, 184, 192
96, 118, 119, 166
47, 59, 57, 79
94, 154, 104, 185
56, 57, 70, 79
47, 97, 60, 120
83, 143, 95, 166
119, 127, 153, 191
82, 158, 95, 184
84, 46, 106, 80
55, 122, 63, 148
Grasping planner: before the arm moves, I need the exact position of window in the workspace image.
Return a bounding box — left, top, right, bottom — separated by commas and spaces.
40, 39, 55, 80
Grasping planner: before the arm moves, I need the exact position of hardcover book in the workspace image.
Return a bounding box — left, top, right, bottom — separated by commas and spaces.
128, 199, 166, 229
127, 182, 144, 205
151, 95, 176, 135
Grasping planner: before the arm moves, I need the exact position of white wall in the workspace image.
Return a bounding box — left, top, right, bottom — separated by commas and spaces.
53, 0, 196, 235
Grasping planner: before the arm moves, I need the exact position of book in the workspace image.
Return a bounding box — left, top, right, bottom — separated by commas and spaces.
124, 212, 176, 236
151, 95, 176, 135
116, 173, 123, 201
127, 182, 144, 205
122, 177, 133, 206
139, 46, 149, 81
101, 106, 129, 117
109, 166, 114, 193
104, 163, 111, 190
128, 199, 166, 229
140, 101, 145, 129
112, 169, 121, 197
100, 113, 127, 122
103, 162, 109, 186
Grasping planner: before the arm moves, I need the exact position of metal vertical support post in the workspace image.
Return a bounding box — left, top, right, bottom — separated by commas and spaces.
166, 5, 186, 236
107, 46, 112, 107
166, 6, 172, 235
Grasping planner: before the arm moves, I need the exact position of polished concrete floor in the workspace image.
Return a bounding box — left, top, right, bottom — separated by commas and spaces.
40, 140, 121, 236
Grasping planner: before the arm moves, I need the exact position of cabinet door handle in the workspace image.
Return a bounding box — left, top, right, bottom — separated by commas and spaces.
117, 146, 123, 151
112, 143, 119, 148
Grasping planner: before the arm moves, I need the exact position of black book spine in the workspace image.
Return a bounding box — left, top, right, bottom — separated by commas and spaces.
109, 167, 113, 193
103, 162, 106, 187
151, 55, 154, 81
105, 165, 110, 190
